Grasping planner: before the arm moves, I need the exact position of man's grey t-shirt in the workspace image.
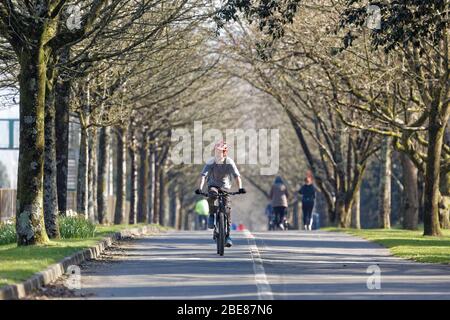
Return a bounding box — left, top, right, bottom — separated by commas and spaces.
201, 157, 240, 190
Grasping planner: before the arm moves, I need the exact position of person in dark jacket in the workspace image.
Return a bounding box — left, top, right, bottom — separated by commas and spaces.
299, 174, 316, 230
269, 176, 290, 230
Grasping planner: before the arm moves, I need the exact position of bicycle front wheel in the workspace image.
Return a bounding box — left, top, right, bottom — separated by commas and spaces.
217, 210, 225, 256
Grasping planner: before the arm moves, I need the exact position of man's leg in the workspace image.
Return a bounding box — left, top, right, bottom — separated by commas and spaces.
302, 203, 309, 230
224, 196, 231, 235
273, 207, 281, 229
199, 215, 205, 229
280, 207, 287, 229
304, 203, 313, 230
224, 195, 233, 247
207, 187, 218, 229
278, 207, 286, 230
307, 204, 314, 229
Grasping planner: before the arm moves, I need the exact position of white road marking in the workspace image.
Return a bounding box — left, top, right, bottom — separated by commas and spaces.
244, 230, 274, 300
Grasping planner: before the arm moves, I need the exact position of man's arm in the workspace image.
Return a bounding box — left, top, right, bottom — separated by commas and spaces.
196, 163, 210, 193
235, 176, 243, 189
198, 176, 206, 191
229, 158, 244, 192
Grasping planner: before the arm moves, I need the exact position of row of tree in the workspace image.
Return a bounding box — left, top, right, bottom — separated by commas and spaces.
0, 0, 229, 245
213, 0, 449, 235
1, 0, 448, 244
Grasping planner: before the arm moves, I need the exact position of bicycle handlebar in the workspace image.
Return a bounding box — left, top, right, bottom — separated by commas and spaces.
197, 190, 241, 197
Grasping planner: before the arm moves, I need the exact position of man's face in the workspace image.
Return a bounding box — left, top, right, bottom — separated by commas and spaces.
214, 149, 225, 162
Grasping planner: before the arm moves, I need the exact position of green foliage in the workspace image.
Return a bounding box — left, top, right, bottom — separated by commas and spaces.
0, 216, 98, 244
215, 0, 301, 39
58, 216, 96, 239
0, 222, 16, 245
340, 1, 449, 51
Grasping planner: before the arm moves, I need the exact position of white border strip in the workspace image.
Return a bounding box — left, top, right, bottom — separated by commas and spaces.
244, 230, 274, 300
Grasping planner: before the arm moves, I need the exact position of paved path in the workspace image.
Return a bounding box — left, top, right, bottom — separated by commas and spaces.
71, 230, 450, 300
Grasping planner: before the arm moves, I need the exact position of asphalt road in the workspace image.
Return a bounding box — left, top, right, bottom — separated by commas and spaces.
69, 230, 450, 300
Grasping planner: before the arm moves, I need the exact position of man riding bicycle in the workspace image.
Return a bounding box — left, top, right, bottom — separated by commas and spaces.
195, 140, 246, 247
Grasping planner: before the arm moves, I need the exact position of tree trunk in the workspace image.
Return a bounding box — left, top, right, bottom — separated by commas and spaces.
169, 185, 178, 228
55, 47, 71, 215
183, 207, 191, 230
342, 195, 355, 228
336, 191, 347, 228
423, 112, 444, 236
378, 137, 392, 229
153, 148, 160, 224
335, 123, 349, 228
401, 153, 419, 230
16, 47, 49, 245
338, 162, 366, 229
292, 196, 300, 230
137, 139, 148, 223
177, 193, 184, 230
159, 165, 168, 226
351, 188, 361, 229
418, 171, 425, 224
114, 126, 127, 224
76, 124, 88, 217
327, 205, 336, 227
43, 64, 60, 238
439, 170, 450, 229
147, 145, 155, 223
129, 126, 138, 224
93, 144, 98, 222
97, 126, 111, 224
438, 122, 450, 229
88, 127, 98, 222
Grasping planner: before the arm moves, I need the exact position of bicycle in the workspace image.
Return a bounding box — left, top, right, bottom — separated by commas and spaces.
198, 189, 241, 256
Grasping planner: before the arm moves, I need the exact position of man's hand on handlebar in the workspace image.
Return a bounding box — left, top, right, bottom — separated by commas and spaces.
195, 189, 202, 195
239, 188, 247, 194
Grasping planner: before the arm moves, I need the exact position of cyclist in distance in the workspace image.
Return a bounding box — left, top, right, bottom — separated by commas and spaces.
195, 140, 246, 247
194, 198, 209, 230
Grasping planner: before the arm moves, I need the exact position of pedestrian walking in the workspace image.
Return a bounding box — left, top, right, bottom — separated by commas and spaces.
299, 172, 316, 230
269, 176, 289, 230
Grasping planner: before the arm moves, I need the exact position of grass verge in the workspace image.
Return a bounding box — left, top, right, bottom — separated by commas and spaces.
324, 227, 450, 264
0, 224, 168, 288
